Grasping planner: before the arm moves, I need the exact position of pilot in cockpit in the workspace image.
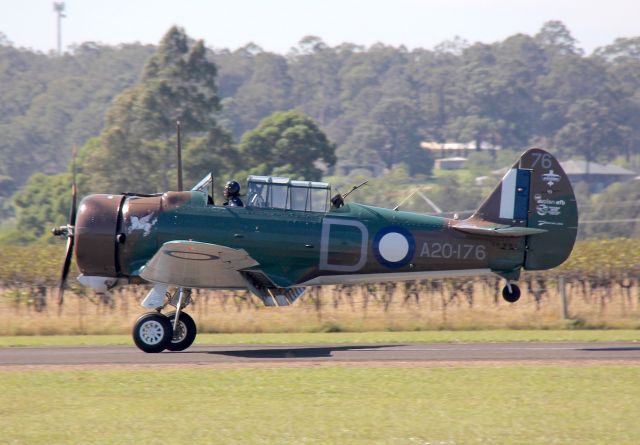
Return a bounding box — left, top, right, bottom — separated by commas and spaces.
223, 180, 244, 207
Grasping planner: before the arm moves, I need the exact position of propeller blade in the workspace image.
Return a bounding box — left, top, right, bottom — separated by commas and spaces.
69, 182, 77, 225
58, 234, 75, 306
58, 149, 78, 307
69, 147, 77, 225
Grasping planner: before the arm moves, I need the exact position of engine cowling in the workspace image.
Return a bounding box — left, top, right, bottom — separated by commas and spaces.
75, 194, 126, 277
75, 192, 193, 278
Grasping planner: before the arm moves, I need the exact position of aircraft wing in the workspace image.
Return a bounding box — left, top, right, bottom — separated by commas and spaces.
139, 240, 259, 288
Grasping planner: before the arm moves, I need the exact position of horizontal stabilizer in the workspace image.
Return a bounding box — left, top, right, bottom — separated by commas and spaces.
453, 224, 547, 237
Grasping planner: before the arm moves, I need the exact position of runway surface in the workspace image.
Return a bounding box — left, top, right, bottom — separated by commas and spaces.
1, 342, 640, 367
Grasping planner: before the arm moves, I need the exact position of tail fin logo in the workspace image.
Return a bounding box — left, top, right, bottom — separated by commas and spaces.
538, 220, 564, 226
542, 170, 561, 187
536, 204, 562, 216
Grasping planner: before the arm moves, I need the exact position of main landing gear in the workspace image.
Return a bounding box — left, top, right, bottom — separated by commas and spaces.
133, 288, 197, 353
502, 282, 521, 303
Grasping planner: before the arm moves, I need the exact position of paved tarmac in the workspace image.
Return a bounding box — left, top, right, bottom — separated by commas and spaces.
1, 342, 640, 367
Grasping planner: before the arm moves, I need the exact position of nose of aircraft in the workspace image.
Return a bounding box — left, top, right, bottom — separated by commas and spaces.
67, 191, 194, 283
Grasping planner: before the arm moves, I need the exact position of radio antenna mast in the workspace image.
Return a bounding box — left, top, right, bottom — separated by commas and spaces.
53, 2, 66, 56
176, 120, 183, 191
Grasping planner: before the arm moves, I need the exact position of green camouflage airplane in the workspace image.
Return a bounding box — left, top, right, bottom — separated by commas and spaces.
53, 148, 577, 353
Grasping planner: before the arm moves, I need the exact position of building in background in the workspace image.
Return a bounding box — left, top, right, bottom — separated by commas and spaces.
434, 157, 468, 171
421, 141, 501, 158
560, 160, 637, 192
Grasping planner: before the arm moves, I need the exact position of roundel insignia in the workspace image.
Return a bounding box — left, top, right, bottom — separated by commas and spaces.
373, 226, 415, 268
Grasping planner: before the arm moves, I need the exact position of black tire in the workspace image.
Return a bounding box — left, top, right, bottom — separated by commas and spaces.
132, 312, 173, 353
502, 284, 521, 303
165, 311, 197, 352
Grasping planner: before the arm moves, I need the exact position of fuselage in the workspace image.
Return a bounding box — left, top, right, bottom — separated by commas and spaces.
75, 191, 525, 288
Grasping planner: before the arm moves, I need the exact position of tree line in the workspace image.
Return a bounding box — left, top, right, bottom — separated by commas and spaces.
1, 22, 639, 240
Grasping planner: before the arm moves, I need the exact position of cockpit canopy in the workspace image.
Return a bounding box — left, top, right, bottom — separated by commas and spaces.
246, 175, 331, 212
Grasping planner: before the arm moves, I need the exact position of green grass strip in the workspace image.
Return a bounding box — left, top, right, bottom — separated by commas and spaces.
0, 367, 639, 444
0, 329, 638, 348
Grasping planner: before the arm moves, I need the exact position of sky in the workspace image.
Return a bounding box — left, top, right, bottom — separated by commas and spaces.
0, 0, 638, 55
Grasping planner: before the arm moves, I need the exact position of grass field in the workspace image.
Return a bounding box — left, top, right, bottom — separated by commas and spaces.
0, 329, 639, 348
0, 366, 638, 444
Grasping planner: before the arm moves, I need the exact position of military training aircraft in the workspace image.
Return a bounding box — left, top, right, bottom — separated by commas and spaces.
52, 148, 578, 353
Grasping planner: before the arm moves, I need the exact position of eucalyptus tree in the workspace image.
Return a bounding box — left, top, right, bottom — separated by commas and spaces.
87, 27, 230, 192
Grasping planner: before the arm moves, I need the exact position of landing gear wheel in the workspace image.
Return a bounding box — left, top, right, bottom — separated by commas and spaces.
133, 312, 173, 353
165, 311, 197, 352
502, 284, 521, 303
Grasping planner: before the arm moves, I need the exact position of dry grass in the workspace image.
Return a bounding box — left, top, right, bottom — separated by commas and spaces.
1, 275, 639, 335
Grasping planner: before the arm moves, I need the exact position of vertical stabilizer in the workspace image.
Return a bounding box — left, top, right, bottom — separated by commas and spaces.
470, 148, 578, 270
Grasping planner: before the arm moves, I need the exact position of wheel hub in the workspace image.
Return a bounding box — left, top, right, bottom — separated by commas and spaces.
172, 320, 187, 343
139, 320, 165, 345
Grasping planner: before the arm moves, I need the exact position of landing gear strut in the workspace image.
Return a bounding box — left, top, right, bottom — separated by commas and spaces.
502, 282, 521, 303
133, 287, 197, 353
166, 311, 197, 351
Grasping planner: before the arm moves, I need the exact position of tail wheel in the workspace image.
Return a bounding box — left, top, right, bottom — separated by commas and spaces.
165, 311, 197, 352
502, 284, 521, 303
133, 312, 173, 353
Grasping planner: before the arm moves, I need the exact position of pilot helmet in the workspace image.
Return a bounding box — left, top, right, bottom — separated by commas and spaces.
224, 180, 241, 197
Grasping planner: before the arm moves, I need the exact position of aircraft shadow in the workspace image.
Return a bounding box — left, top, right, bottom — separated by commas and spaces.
187, 344, 400, 359
581, 346, 640, 352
